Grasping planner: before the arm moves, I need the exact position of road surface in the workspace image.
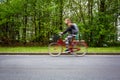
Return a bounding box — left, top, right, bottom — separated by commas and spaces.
0, 55, 120, 80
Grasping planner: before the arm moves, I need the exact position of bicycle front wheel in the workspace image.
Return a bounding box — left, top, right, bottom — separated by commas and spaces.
48, 43, 62, 56
72, 42, 87, 57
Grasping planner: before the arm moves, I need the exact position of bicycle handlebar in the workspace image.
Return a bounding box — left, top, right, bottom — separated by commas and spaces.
59, 32, 63, 37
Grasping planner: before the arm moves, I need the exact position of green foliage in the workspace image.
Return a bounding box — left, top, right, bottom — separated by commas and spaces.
0, 0, 119, 46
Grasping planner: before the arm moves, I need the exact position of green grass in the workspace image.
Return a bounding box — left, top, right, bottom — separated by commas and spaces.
0, 47, 120, 53
88, 47, 120, 53
0, 47, 48, 53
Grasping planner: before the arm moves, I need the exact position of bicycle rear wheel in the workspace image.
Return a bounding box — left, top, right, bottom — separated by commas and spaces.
72, 42, 87, 57
48, 43, 62, 56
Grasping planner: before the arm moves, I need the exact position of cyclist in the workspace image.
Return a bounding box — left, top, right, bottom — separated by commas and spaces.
60, 18, 79, 53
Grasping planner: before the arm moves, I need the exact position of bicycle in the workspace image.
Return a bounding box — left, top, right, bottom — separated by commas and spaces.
48, 34, 88, 56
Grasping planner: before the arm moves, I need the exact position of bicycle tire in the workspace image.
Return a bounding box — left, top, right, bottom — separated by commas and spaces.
48, 43, 62, 56
72, 42, 87, 57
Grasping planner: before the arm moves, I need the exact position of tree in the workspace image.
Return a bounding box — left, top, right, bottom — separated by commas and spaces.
0, 0, 119, 46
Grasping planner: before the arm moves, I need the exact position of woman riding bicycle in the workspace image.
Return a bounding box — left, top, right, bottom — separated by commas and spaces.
60, 18, 79, 53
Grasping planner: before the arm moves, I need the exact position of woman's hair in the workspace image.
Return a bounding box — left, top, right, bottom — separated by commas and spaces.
65, 18, 72, 23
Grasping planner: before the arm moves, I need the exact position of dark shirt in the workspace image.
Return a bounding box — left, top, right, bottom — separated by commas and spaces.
63, 25, 77, 35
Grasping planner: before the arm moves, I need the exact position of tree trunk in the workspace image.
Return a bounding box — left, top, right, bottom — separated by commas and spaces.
88, 0, 93, 46
98, 0, 106, 46
59, 0, 63, 31
22, 0, 28, 43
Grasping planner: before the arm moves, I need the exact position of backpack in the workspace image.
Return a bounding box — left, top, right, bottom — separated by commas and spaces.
72, 23, 79, 34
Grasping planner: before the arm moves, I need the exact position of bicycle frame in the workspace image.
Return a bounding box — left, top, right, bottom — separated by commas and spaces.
56, 37, 82, 53
57, 38, 66, 46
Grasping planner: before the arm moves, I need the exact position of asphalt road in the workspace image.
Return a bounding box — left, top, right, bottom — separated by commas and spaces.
0, 55, 120, 80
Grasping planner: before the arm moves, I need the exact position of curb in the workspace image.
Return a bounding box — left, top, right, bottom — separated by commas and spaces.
0, 52, 120, 55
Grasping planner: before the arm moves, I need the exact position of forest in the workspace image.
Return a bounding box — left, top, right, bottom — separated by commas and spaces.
0, 0, 120, 47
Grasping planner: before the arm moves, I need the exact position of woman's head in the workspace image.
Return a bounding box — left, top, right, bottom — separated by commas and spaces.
64, 18, 71, 25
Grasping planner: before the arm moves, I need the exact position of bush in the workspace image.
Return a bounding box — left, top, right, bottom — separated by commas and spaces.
106, 42, 120, 47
